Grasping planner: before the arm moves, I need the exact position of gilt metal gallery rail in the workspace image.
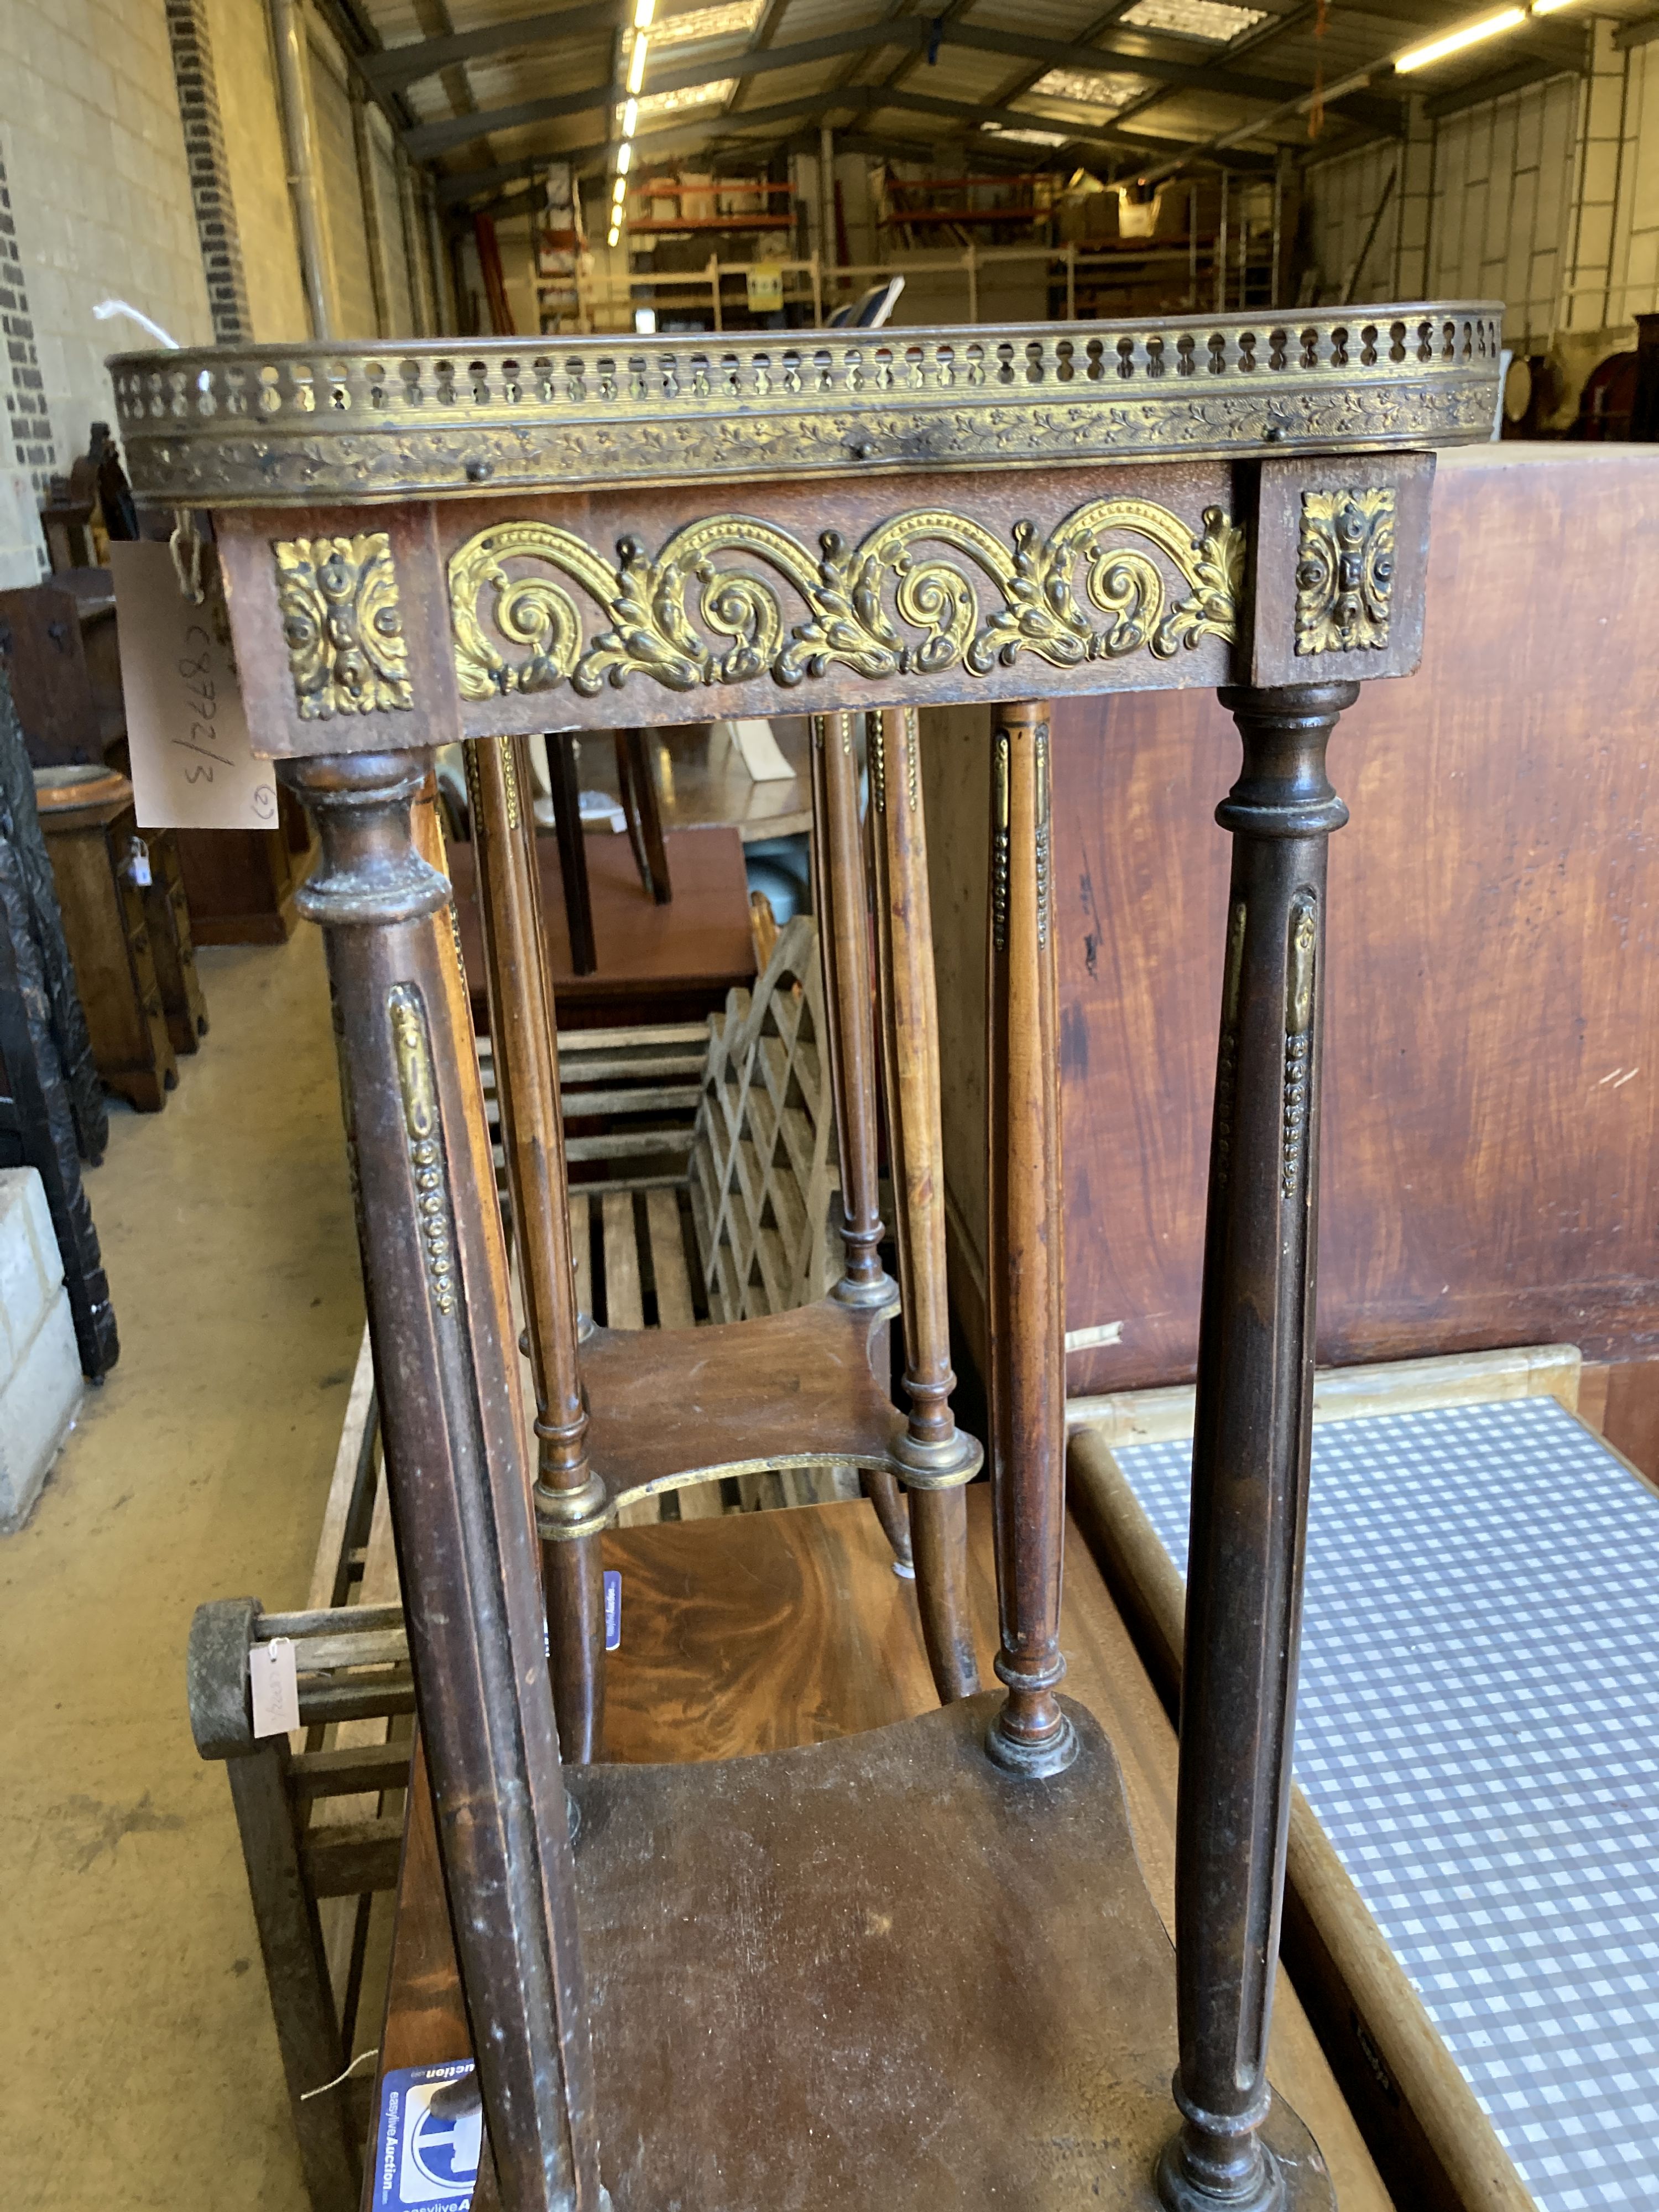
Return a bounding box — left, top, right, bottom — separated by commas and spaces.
108, 307, 1503, 504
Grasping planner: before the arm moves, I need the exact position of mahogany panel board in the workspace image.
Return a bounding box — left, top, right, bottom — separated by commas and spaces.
367, 1497, 1391, 2212
448, 823, 754, 1026
925, 444, 1659, 1399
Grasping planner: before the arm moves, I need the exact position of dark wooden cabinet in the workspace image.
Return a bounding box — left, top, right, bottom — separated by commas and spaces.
35, 768, 181, 1112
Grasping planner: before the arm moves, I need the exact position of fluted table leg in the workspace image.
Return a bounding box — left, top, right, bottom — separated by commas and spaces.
285, 752, 602, 2212
867, 706, 981, 1701
810, 709, 910, 1568
984, 702, 1076, 1779
1157, 681, 1357, 2212
468, 735, 607, 1765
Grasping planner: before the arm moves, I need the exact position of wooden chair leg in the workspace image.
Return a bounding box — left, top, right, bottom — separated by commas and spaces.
984, 702, 1077, 1779
614, 727, 671, 904
283, 752, 600, 2211
546, 729, 597, 975
467, 736, 607, 1765
867, 706, 980, 1701
189, 1598, 358, 2212
1157, 682, 1357, 2212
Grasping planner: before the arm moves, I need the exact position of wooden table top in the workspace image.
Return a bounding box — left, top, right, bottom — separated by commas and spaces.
368, 1491, 1391, 2212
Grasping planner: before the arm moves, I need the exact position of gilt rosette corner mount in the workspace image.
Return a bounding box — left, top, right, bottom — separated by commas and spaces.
274, 531, 413, 719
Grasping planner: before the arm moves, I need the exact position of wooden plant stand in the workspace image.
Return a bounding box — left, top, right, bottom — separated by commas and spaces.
118, 305, 1501, 2212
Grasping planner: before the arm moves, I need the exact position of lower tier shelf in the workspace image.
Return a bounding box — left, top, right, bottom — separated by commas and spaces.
562, 1691, 1331, 2210
575, 1296, 982, 1520
368, 1493, 1384, 2210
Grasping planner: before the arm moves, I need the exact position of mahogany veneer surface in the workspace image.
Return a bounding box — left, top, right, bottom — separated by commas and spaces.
924, 445, 1659, 1411
448, 825, 754, 1028
371, 1495, 1391, 2211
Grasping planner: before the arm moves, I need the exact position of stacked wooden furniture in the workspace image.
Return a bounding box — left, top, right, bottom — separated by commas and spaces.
119, 307, 1501, 2212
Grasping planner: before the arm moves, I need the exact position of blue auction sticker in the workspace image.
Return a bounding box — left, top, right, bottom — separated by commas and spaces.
372, 2062, 481, 2209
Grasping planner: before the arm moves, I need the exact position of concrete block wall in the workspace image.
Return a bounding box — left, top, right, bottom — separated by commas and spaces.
1306, 34, 1659, 357
0, 0, 213, 585
0, 0, 212, 445
1305, 74, 1582, 352
309, 16, 377, 340
1606, 35, 1659, 332
0, 0, 440, 578
206, 0, 309, 340
166, 0, 253, 343
1428, 74, 1582, 348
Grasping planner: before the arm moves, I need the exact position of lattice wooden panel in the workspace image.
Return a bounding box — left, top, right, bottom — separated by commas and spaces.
689, 914, 842, 1325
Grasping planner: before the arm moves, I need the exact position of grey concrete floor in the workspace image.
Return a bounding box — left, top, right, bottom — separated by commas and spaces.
2, 927, 364, 2209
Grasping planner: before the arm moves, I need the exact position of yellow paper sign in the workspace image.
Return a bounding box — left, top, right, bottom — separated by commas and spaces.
746, 265, 784, 314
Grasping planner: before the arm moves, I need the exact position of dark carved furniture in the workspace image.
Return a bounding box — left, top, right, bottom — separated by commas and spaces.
117, 307, 1500, 2212
0, 672, 117, 1379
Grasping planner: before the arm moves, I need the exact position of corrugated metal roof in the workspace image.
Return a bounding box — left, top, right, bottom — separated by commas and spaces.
354, 0, 1604, 205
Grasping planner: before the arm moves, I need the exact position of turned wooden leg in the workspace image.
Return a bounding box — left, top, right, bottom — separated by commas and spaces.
1157, 682, 1357, 2212
614, 728, 671, 904
467, 736, 607, 1766
867, 706, 980, 1701
547, 729, 597, 976
284, 752, 603, 2212
984, 702, 1076, 1778
809, 709, 911, 1571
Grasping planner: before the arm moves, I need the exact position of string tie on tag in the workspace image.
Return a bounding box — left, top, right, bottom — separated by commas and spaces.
300, 2047, 380, 2100
169, 509, 205, 605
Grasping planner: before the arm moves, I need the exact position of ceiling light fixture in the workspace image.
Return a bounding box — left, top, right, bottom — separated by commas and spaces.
618, 140, 633, 173
628, 34, 649, 92
623, 96, 639, 134
634, 0, 655, 24
608, 223, 620, 246
1395, 6, 1524, 69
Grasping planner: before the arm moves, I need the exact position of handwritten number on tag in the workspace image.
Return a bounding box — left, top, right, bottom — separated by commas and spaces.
250, 1636, 301, 1738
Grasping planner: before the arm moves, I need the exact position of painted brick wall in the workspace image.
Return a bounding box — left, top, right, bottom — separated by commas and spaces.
205, 0, 309, 340
0, 0, 211, 447
166, 0, 252, 343
0, 144, 55, 583
310, 20, 377, 339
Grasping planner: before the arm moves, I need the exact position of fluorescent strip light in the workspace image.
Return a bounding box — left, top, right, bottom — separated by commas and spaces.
608, 224, 620, 246
623, 97, 639, 134
1530, 0, 1580, 14
634, 0, 655, 24
613, 176, 628, 204
1396, 7, 1524, 69
617, 140, 633, 173
628, 33, 649, 91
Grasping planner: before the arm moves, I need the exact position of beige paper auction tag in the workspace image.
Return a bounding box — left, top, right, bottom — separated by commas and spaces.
109, 539, 278, 832
249, 1636, 300, 1738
